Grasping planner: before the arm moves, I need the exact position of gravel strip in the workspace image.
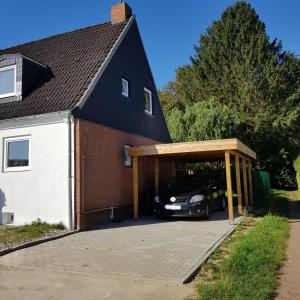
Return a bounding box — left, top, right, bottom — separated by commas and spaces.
0, 228, 69, 251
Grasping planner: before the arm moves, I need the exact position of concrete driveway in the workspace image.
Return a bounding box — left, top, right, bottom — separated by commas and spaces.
0, 211, 238, 300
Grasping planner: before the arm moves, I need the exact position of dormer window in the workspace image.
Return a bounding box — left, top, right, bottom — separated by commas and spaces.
0, 54, 47, 104
0, 65, 16, 99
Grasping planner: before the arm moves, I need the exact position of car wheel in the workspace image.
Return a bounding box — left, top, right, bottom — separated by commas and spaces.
220, 197, 226, 211
204, 202, 210, 219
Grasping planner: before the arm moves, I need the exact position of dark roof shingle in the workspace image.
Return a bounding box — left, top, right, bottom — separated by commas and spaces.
0, 21, 128, 120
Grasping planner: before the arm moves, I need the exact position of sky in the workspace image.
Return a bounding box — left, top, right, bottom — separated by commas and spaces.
1, 0, 300, 88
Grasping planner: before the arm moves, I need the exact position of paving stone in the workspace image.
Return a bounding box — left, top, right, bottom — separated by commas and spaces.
0, 211, 236, 282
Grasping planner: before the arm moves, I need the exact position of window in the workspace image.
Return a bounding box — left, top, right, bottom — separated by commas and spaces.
123, 145, 132, 167
0, 65, 16, 98
144, 87, 153, 115
4, 136, 31, 172
122, 78, 129, 97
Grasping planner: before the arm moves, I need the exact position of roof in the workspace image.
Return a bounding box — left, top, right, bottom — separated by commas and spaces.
128, 138, 256, 161
0, 20, 129, 120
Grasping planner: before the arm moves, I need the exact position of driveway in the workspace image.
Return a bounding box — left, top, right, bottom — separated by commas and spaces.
0, 211, 238, 300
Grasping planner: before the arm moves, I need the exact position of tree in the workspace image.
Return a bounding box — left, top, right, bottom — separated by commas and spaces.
167, 98, 243, 142
160, 1, 300, 185
159, 66, 196, 118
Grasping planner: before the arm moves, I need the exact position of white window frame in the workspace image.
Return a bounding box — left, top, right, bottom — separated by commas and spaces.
3, 136, 31, 172
144, 87, 153, 115
0, 65, 17, 99
122, 78, 129, 97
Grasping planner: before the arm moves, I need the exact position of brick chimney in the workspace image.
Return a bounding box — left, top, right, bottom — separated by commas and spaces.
111, 1, 132, 24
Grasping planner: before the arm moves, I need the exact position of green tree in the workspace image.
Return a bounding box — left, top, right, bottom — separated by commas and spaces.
159, 66, 196, 118
168, 98, 243, 142
161, 1, 300, 185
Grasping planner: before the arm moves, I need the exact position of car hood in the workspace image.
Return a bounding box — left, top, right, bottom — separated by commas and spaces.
160, 187, 208, 203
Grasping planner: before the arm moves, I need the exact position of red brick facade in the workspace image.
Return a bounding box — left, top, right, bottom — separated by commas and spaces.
75, 118, 172, 229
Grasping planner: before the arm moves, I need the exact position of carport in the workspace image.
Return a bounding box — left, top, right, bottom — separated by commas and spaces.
128, 138, 256, 222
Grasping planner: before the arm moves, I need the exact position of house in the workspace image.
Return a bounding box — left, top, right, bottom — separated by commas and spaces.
0, 2, 171, 229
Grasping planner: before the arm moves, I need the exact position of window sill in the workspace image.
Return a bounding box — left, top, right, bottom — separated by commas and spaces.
0, 92, 17, 99
145, 111, 154, 117
3, 167, 31, 173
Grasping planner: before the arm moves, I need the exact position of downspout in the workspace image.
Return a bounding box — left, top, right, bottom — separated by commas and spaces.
68, 112, 75, 230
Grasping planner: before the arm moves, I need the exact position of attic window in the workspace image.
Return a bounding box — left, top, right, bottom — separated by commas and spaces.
122, 78, 129, 97
144, 87, 153, 115
0, 65, 16, 99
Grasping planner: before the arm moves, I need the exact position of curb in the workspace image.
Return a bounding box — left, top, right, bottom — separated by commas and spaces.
180, 221, 238, 284
0, 230, 79, 257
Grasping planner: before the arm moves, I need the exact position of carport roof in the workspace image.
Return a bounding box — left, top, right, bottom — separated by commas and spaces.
128, 138, 256, 161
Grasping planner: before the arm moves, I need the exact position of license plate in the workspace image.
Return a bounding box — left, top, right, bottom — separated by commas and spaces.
165, 204, 181, 210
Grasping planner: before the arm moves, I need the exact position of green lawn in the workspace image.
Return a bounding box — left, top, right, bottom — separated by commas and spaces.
292, 190, 300, 200
196, 190, 289, 300
0, 220, 65, 249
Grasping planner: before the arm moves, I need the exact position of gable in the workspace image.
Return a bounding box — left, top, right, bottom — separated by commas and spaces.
73, 20, 171, 143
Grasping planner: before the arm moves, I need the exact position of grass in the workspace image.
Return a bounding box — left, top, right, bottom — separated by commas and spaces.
195, 190, 289, 300
292, 190, 300, 201
290, 190, 300, 212
253, 189, 289, 216
0, 219, 66, 249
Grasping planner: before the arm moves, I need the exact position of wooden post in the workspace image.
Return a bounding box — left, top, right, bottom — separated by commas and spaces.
248, 160, 254, 206
225, 151, 234, 223
154, 158, 159, 196
235, 155, 243, 215
133, 156, 139, 219
242, 158, 249, 207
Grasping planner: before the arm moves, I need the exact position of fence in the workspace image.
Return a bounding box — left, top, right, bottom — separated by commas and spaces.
252, 169, 271, 199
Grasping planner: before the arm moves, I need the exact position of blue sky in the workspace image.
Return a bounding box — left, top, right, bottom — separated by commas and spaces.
1, 0, 300, 88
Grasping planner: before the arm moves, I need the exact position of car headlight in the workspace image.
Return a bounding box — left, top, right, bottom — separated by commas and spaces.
189, 195, 205, 203
154, 196, 160, 203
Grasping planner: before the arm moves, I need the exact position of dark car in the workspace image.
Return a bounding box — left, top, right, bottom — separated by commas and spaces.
154, 175, 226, 219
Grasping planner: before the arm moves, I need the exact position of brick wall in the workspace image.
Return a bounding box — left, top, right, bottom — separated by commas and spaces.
75, 118, 172, 229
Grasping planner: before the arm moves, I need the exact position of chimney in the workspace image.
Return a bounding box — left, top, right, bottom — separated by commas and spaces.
111, 1, 132, 24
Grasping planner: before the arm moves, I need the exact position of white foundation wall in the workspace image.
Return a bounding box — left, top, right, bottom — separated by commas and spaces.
0, 113, 71, 228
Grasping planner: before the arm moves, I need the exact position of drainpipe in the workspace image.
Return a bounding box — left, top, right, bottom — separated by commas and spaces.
68, 113, 75, 230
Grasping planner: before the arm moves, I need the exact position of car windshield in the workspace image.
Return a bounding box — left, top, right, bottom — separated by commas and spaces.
166, 176, 209, 189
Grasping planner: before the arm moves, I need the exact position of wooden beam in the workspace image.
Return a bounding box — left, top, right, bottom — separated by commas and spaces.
228, 150, 253, 161
242, 158, 249, 207
128, 138, 256, 160
235, 155, 243, 215
248, 160, 254, 206
225, 151, 234, 222
154, 158, 159, 196
133, 156, 139, 219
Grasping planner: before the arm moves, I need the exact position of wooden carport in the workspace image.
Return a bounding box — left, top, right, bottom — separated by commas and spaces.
128, 138, 256, 222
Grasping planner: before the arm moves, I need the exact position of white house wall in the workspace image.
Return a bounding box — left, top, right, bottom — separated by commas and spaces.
0, 113, 72, 228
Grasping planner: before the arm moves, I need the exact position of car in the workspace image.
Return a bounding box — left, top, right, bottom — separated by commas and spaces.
154, 175, 226, 219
